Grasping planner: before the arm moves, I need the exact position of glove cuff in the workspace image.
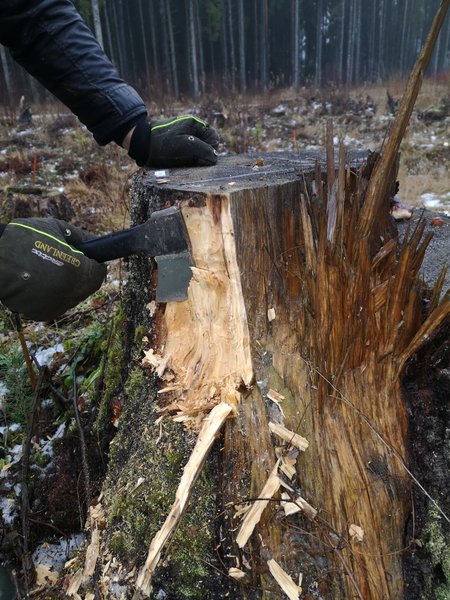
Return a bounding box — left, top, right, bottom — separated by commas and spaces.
128, 117, 152, 167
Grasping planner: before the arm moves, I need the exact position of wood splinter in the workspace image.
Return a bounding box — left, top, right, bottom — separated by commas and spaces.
236, 460, 281, 549
134, 401, 233, 597
267, 558, 302, 600
269, 422, 309, 451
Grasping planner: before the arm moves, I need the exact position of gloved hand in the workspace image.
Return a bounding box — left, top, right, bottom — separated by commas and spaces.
127, 115, 219, 168
0, 218, 106, 321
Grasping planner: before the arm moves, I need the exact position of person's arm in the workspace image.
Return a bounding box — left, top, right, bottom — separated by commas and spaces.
0, 0, 219, 166
0, 0, 146, 146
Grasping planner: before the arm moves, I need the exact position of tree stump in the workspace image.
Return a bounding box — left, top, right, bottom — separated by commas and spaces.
93, 151, 449, 600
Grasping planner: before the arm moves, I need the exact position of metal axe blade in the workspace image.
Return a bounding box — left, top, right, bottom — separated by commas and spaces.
77, 207, 193, 302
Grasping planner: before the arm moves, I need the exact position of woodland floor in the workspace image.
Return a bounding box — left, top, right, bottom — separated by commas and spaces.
0, 79, 449, 598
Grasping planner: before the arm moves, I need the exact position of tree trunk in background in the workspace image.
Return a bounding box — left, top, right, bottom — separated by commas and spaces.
315, 0, 323, 87
103, 5, 116, 66
238, 0, 246, 91
227, 0, 236, 89
338, 0, 346, 83
91, 0, 104, 49
0, 44, 12, 102
346, 0, 354, 84
355, 0, 361, 83
221, 9, 229, 87
138, 0, 151, 78
253, 0, 259, 87
124, 1, 137, 82
188, 0, 200, 98
292, 0, 300, 88
148, 0, 159, 73
159, 0, 171, 94
167, 0, 179, 98
400, 0, 409, 74
261, 0, 269, 91
378, 0, 386, 79
116, 0, 128, 79
195, 0, 206, 95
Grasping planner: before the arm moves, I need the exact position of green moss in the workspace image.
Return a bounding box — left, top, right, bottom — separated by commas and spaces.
423, 505, 450, 598
94, 307, 127, 434
100, 369, 220, 597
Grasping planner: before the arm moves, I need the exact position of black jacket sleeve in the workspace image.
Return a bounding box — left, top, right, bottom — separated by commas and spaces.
0, 0, 147, 145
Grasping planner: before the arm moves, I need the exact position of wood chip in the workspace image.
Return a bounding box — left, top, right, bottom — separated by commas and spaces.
35, 563, 59, 586
267, 390, 285, 416
228, 567, 247, 580
236, 460, 281, 549
83, 528, 100, 581
269, 422, 309, 451
267, 389, 285, 403
279, 450, 298, 480
234, 502, 251, 519
66, 569, 83, 597
281, 492, 301, 516
155, 354, 170, 377
267, 307, 276, 322
142, 348, 163, 369
267, 559, 302, 600
349, 523, 364, 542
296, 496, 318, 520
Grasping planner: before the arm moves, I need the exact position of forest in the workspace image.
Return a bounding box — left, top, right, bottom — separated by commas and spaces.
1, 0, 450, 104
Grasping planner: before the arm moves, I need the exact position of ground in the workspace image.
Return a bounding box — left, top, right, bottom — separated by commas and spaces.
0, 79, 449, 598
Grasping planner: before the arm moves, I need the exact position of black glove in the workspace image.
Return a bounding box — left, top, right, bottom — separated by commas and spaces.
0, 218, 106, 321
128, 115, 219, 168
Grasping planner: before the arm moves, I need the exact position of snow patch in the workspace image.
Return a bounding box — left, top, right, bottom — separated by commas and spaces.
32, 533, 84, 575
34, 343, 64, 366
421, 191, 450, 211
0, 497, 17, 525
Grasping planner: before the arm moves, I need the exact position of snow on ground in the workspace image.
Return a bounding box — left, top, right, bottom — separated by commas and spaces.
32, 533, 84, 572
34, 342, 64, 366
421, 191, 450, 212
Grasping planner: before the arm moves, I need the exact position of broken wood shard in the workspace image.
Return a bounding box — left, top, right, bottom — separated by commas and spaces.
236, 460, 281, 549
267, 559, 302, 600
268, 422, 309, 451
135, 401, 233, 596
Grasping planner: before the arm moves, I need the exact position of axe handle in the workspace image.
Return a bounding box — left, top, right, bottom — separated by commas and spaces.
76, 224, 147, 263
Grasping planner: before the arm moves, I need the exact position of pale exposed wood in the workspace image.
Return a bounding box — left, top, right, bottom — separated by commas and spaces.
229, 567, 247, 580
349, 523, 364, 542
236, 460, 281, 549
267, 559, 302, 600
135, 401, 233, 596
83, 529, 100, 581
268, 422, 309, 451
267, 389, 285, 403
155, 196, 254, 419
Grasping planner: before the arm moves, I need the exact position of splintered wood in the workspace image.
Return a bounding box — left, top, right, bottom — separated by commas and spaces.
135, 401, 233, 596
236, 425, 314, 549
269, 422, 309, 451
236, 460, 281, 549
142, 195, 253, 421
267, 559, 303, 600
